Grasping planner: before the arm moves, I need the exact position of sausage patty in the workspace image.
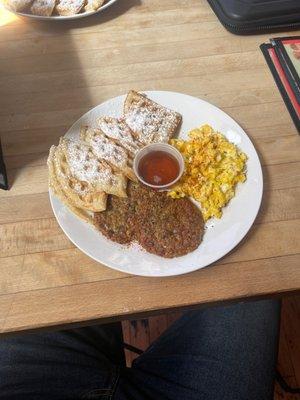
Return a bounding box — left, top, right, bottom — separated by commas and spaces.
94, 182, 204, 258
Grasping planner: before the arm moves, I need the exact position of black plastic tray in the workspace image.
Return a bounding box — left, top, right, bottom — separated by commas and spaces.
207, 0, 300, 35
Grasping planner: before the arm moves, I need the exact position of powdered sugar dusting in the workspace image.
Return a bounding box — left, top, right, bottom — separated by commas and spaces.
84, 0, 104, 11
98, 117, 141, 155
6, 0, 32, 12
125, 99, 181, 145
56, 0, 84, 14
30, 0, 55, 16
72, 181, 89, 196
89, 133, 128, 169
65, 139, 116, 186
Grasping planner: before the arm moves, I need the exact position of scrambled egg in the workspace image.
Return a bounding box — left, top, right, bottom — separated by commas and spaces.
169, 124, 247, 221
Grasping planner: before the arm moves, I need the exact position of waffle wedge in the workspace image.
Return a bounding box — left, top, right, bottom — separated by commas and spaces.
97, 116, 142, 156
81, 126, 137, 182
124, 90, 182, 145
59, 137, 127, 198
30, 0, 56, 16
55, 0, 84, 15
5, 0, 33, 11
84, 0, 104, 12
48, 145, 107, 216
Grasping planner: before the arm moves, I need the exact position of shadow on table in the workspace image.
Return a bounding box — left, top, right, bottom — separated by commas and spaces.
0, 0, 141, 188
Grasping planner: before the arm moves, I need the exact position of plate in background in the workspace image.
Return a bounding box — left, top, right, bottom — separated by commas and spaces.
3, 0, 118, 20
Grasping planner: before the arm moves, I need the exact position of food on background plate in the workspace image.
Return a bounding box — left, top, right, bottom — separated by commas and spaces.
94, 182, 204, 258
84, 0, 104, 12
4, 0, 106, 16
169, 124, 247, 221
56, 0, 85, 16
30, 0, 56, 16
4, 0, 32, 11
124, 91, 182, 145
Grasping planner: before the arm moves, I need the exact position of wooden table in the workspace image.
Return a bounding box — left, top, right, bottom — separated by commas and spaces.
0, 0, 299, 336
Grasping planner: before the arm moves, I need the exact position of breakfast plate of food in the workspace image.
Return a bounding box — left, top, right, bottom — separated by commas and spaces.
48, 90, 263, 277
2, 0, 117, 20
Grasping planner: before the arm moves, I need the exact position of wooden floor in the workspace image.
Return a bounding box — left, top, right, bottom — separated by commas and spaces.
275, 296, 300, 399
122, 295, 300, 399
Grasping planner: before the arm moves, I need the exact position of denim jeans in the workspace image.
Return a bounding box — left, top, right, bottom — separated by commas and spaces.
0, 299, 280, 400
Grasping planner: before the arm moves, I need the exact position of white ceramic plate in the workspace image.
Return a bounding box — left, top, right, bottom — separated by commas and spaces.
4, 0, 118, 20
50, 91, 263, 277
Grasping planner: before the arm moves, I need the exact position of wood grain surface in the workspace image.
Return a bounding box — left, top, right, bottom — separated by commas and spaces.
0, 0, 300, 335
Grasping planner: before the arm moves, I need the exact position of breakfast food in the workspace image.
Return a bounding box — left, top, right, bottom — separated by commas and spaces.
94, 183, 138, 245
48, 91, 248, 261
84, 0, 104, 12
48, 146, 99, 222
80, 126, 137, 182
134, 185, 204, 258
137, 150, 180, 186
48, 134, 131, 219
97, 117, 143, 156
4, 0, 106, 16
30, 0, 56, 16
48, 148, 107, 226
60, 137, 127, 197
124, 91, 182, 145
5, 0, 33, 11
94, 182, 204, 258
48, 92, 182, 221
169, 124, 247, 221
56, 0, 84, 15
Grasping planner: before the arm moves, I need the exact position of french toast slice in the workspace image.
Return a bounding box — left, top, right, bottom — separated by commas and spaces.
80, 126, 137, 182
123, 91, 182, 145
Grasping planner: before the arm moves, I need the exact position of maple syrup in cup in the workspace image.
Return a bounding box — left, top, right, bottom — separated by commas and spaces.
133, 143, 184, 190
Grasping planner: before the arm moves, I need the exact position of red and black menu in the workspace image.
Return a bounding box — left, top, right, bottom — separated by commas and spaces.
261, 37, 300, 133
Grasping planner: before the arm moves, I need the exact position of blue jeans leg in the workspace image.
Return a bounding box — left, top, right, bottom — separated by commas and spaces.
0, 299, 280, 400
116, 299, 281, 400
0, 323, 124, 400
